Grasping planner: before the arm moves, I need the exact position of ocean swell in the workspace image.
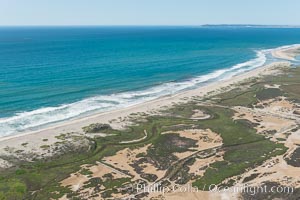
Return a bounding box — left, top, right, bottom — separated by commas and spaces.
0, 45, 292, 136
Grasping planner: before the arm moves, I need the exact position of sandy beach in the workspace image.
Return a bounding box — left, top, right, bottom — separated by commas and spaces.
0, 46, 298, 161
0, 62, 289, 158
272, 44, 300, 61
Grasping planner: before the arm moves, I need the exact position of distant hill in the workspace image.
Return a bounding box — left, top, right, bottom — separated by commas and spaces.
201, 24, 300, 28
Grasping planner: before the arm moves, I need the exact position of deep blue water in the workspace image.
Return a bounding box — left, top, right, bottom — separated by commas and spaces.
1, 26, 300, 136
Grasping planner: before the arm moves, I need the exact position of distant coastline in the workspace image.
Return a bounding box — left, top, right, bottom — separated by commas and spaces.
201, 24, 300, 28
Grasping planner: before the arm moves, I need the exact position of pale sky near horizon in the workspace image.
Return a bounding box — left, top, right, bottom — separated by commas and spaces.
1, 0, 300, 26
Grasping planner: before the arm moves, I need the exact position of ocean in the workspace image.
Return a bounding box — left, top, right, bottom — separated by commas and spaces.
1, 26, 300, 136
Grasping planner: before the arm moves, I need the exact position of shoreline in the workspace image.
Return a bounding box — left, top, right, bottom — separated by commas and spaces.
0, 45, 298, 152
1, 45, 299, 140
271, 44, 300, 60
0, 61, 290, 145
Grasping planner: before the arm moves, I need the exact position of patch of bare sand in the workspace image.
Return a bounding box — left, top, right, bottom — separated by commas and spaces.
264, 84, 281, 89
61, 161, 131, 192
258, 116, 294, 133
58, 194, 68, 200
272, 46, 300, 61
60, 163, 132, 200
235, 154, 300, 189
233, 106, 295, 135
257, 97, 296, 114
286, 130, 300, 147
102, 144, 167, 180
89, 163, 130, 179
61, 172, 89, 192
190, 109, 210, 120
147, 190, 225, 200
188, 151, 224, 177
141, 163, 166, 179
0, 158, 13, 168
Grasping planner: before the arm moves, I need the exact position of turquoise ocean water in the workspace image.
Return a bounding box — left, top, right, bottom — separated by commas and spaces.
0, 26, 300, 136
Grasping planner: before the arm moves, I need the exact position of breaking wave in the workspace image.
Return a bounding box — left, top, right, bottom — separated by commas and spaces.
0, 45, 296, 136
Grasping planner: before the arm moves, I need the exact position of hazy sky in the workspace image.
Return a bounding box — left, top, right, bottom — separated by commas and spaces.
1, 0, 300, 26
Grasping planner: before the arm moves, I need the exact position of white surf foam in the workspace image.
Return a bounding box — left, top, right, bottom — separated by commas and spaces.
0, 45, 296, 136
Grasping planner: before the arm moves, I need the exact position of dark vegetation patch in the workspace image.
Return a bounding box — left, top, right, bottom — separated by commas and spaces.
235, 119, 260, 129
82, 123, 112, 133
0, 178, 26, 200
169, 163, 193, 185
256, 88, 283, 101
147, 133, 197, 170
281, 84, 300, 100
241, 181, 300, 200
140, 173, 158, 182
264, 65, 300, 102
242, 173, 260, 183
165, 102, 198, 118
285, 147, 300, 167
214, 87, 259, 107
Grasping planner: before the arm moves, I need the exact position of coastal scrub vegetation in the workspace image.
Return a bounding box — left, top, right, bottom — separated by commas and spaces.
0, 65, 299, 199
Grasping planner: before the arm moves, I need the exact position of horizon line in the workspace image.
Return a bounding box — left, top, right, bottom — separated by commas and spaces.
1, 24, 300, 27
